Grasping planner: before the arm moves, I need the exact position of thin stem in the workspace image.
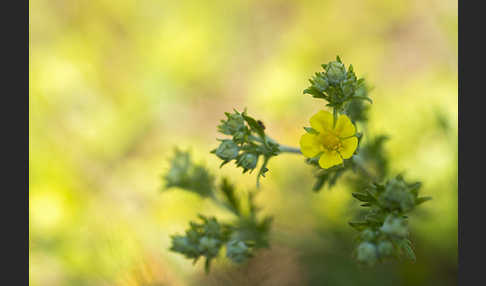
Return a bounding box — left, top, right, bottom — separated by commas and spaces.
333, 108, 338, 128
265, 135, 302, 154
209, 193, 240, 217
278, 144, 302, 154
352, 154, 377, 181
256, 156, 270, 188
250, 134, 302, 155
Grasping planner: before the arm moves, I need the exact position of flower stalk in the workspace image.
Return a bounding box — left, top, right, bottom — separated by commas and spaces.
162, 55, 430, 272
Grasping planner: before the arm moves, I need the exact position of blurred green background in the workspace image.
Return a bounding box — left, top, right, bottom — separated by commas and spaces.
29, 0, 457, 285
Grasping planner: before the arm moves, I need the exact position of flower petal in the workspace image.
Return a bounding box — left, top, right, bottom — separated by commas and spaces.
310, 110, 334, 133
318, 150, 343, 169
340, 137, 358, 159
299, 133, 322, 158
335, 114, 356, 138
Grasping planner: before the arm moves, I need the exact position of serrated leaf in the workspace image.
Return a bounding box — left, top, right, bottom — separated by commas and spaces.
220, 178, 240, 215
354, 96, 373, 103
349, 221, 370, 231
242, 113, 265, 139
313, 175, 328, 192
408, 182, 422, 195
401, 241, 416, 262
303, 87, 326, 99
416, 196, 432, 205
352, 192, 373, 202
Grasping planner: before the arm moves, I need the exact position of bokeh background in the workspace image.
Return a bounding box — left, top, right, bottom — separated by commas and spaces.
29, 0, 457, 285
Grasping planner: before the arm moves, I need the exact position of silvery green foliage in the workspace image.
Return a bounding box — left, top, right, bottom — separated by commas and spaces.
349, 175, 431, 265
162, 56, 431, 273
164, 152, 272, 273
212, 108, 281, 186
226, 240, 253, 263
301, 57, 430, 265
303, 56, 372, 112
170, 215, 231, 273
164, 149, 214, 197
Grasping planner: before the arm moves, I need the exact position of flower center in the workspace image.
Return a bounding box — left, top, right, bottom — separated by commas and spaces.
320, 133, 342, 151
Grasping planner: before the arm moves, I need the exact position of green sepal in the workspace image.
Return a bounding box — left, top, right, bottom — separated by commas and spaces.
304, 127, 319, 134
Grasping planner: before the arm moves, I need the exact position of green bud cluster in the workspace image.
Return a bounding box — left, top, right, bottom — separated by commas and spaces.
380, 214, 408, 237
164, 150, 272, 273
170, 215, 231, 273
163, 149, 214, 197
217, 110, 249, 144
349, 175, 431, 265
225, 239, 253, 263
356, 242, 378, 265
213, 140, 240, 161
303, 56, 372, 113
161, 56, 431, 273
212, 109, 281, 186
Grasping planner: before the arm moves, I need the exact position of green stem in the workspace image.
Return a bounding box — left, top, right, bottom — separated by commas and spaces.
264, 136, 302, 154
278, 145, 302, 154
209, 193, 240, 217
352, 154, 376, 181
333, 108, 338, 128
250, 135, 302, 155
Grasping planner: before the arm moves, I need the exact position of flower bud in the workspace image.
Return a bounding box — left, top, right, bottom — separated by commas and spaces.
356, 242, 377, 265
198, 236, 221, 258
226, 240, 252, 263
380, 215, 408, 238
236, 153, 258, 171
361, 228, 377, 242
219, 113, 246, 135
377, 240, 394, 257
379, 178, 415, 212
170, 235, 199, 258
326, 61, 346, 84
214, 140, 239, 161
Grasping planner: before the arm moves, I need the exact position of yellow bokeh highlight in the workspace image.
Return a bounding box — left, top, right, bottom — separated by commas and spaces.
30, 0, 457, 284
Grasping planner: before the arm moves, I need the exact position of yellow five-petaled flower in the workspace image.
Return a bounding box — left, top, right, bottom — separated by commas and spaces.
300, 110, 358, 169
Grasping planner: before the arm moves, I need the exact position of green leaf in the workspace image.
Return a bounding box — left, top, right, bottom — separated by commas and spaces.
303, 87, 326, 99
219, 178, 240, 215
352, 192, 374, 202
304, 127, 319, 134
353, 96, 373, 103
204, 258, 211, 274
242, 113, 265, 139
401, 240, 416, 262
349, 221, 370, 231
416, 196, 432, 205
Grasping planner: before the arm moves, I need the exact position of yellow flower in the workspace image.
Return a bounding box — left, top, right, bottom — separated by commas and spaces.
300, 110, 358, 169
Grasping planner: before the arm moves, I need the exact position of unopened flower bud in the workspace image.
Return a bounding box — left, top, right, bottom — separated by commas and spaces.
377, 240, 394, 257
361, 228, 377, 242
198, 236, 221, 257
326, 61, 346, 84
379, 178, 415, 212
226, 240, 252, 263
214, 140, 239, 161
356, 242, 377, 265
236, 153, 258, 171
380, 215, 408, 238
219, 113, 246, 135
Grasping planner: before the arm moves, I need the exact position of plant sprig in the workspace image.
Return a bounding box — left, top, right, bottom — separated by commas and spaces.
163, 150, 272, 273
161, 56, 430, 272
211, 108, 296, 187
